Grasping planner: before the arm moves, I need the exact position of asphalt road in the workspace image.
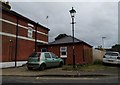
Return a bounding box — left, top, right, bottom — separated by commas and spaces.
1, 65, 120, 85
1, 75, 119, 83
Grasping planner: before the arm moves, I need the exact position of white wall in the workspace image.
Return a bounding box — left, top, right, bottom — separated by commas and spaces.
0, 61, 27, 68
93, 49, 106, 62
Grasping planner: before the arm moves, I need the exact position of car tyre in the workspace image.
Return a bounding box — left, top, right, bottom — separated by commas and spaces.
27, 67, 33, 70
59, 62, 63, 67
103, 62, 107, 66
39, 64, 46, 71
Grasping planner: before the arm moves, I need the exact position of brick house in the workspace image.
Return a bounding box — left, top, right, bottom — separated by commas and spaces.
0, 2, 49, 63
38, 34, 93, 65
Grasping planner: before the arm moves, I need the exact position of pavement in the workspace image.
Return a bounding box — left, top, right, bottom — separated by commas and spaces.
0, 64, 119, 78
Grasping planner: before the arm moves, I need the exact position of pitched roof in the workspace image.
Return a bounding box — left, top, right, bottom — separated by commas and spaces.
49, 35, 83, 45
49, 35, 92, 47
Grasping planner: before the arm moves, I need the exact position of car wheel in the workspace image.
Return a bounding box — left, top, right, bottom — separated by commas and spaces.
27, 67, 33, 70
59, 62, 63, 67
39, 64, 46, 71
103, 62, 107, 65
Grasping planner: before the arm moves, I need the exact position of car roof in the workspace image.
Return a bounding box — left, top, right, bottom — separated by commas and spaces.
36, 52, 51, 53
106, 51, 119, 54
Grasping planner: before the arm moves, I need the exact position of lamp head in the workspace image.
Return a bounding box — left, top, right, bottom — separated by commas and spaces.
69, 7, 76, 17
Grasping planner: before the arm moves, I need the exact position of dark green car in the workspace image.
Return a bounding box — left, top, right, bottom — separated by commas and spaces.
27, 52, 64, 70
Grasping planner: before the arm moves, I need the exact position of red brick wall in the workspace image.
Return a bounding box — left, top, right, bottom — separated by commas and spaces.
83, 45, 93, 64
37, 26, 48, 34
2, 21, 16, 35
37, 33, 48, 42
2, 36, 16, 62
18, 26, 28, 37
18, 18, 28, 27
38, 43, 92, 65
2, 11, 17, 23
17, 39, 35, 60
74, 44, 84, 65
48, 45, 60, 57
2, 36, 35, 62
1, 10, 49, 62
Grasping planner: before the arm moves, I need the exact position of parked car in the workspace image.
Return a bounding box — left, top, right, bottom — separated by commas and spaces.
103, 51, 120, 65
27, 52, 64, 70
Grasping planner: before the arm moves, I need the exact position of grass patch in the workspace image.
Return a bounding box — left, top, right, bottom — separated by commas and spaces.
79, 64, 108, 72
62, 60, 117, 72
62, 64, 111, 72
93, 60, 103, 65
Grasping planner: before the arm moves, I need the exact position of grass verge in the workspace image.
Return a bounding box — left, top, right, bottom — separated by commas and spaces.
62, 64, 115, 72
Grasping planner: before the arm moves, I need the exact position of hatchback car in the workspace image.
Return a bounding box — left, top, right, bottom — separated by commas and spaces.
27, 52, 64, 70
103, 51, 120, 65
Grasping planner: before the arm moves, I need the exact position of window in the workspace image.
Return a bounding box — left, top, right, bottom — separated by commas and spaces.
28, 27, 33, 38
105, 53, 118, 56
60, 47, 67, 58
45, 53, 51, 58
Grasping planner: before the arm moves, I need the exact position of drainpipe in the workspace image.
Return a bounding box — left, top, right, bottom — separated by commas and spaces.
15, 16, 18, 67
35, 23, 38, 52
83, 44, 85, 64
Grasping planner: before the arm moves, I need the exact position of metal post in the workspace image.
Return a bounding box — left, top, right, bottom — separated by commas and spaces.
15, 17, 18, 67
72, 17, 75, 68
102, 37, 106, 49
69, 7, 76, 69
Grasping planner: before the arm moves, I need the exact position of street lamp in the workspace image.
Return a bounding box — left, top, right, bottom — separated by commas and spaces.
102, 37, 106, 49
69, 7, 76, 68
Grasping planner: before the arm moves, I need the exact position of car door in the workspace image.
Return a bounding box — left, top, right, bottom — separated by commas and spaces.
50, 52, 60, 67
44, 53, 53, 67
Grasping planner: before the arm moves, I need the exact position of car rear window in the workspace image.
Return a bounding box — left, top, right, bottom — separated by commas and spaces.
105, 53, 118, 56
29, 52, 40, 57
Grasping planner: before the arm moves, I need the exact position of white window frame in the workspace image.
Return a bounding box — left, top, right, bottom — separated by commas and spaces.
28, 27, 33, 38
60, 47, 67, 58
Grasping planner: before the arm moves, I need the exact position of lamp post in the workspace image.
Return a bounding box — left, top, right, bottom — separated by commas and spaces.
69, 7, 76, 68
102, 37, 106, 49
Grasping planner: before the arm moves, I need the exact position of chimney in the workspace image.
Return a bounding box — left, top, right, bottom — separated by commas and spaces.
0, 1, 11, 10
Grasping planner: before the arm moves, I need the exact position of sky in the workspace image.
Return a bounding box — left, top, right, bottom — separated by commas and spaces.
6, 0, 119, 48
118, 2, 120, 44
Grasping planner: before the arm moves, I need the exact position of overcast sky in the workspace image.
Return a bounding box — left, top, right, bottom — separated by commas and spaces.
7, 0, 118, 48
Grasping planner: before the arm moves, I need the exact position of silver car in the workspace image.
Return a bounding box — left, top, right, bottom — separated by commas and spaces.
103, 51, 120, 65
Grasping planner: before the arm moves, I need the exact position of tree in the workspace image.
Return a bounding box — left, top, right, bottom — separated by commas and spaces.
112, 44, 120, 53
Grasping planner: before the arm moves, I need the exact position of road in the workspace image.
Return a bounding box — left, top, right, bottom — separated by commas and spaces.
1, 65, 120, 85
1, 75, 119, 83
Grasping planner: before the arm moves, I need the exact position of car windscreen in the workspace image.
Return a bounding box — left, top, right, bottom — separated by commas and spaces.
105, 53, 118, 56
29, 53, 40, 57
